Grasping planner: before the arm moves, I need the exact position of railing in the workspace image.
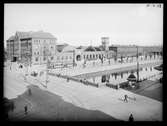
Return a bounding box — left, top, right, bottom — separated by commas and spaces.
106, 83, 119, 89
48, 73, 99, 88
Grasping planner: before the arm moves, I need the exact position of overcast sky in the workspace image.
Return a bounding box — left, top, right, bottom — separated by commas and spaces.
4, 4, 163, 47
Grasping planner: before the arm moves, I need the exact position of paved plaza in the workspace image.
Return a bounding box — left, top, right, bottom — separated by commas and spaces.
4, 58, 162, 121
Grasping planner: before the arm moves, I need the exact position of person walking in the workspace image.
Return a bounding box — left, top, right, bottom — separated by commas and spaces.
24, 105, 28, 115
124, 94, 128, 102
129, 114, 134, 122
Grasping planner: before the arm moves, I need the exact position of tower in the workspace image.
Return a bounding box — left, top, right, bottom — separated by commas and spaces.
101, 37, 109, 51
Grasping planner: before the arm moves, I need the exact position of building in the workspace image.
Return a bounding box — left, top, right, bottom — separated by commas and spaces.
6, 32, 162, 67
6, 31, 57, 65
101, 37, 109, 51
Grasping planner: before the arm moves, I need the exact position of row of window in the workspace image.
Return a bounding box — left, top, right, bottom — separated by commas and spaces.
83, 54, 104, 59
35, 56, 73, 62
34, 39, 55, 45
57, 56, 73, 60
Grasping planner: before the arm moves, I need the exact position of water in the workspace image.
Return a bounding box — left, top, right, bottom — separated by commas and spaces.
86, 66, 162, 85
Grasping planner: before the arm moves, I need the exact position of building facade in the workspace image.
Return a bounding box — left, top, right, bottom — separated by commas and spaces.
7, 32, 162, 67
6, 31, 57, 65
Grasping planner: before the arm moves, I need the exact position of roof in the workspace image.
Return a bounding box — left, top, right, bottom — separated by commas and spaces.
76, 46, 87, 50
94, 47, 102, 51
62, 45, 77, 52
127, 73, 136, 81
84, 46, 96, 52
56, 44, 68, 52
84, 46, 102, 52
7, 36, 15, 41
8, 31, 56, 40
154, 64, 163, 71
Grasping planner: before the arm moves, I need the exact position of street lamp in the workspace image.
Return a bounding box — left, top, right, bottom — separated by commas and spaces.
136, 46, 139, 82
44, 45, 51, 88
73, 50, 75, 68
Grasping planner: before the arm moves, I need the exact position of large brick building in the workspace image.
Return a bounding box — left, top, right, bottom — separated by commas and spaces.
6, 31, 57, 65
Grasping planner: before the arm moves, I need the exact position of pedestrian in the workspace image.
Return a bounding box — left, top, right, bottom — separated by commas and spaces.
24, 105, 28, 115
28, 88, 32, 96
124, 94, 128, 102
129, 114, 134, 122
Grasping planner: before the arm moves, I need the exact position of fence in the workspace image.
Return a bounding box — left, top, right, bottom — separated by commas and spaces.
48, 73, 99, 88
119, 81, 129, 88
106, 83, 119, 89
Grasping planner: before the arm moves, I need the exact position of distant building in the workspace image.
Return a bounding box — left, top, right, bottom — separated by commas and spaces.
101, 37, 109, 51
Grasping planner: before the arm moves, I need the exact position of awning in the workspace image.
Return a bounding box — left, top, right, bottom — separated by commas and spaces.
127, 73, 137, 81
154, 64, 163, 71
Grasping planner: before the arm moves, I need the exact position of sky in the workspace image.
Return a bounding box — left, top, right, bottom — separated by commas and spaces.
4, 4, 163, 47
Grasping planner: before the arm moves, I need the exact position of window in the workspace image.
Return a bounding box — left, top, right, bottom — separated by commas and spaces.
83, 55, 85, 59
90, 55, 92, 59
51, 56, 54, 60
99, 54, 101, 59
70, 56, 72, 59
35, 57, 38, 62
37, 52, 39, 55
62, 56, 64, 60
43, 57, 46, 61
76, 55, 81, 61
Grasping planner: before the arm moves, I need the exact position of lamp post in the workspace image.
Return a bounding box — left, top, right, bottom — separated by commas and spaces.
44, 45, 50, 88
136, 46, 139, 82
46, 50, 51, 88
73, 50, 75, 68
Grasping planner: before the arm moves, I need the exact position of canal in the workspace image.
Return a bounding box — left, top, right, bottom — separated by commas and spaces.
75, 66, 162, 86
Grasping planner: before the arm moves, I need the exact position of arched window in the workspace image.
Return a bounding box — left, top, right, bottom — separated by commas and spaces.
93, 54, 95, 59
99, 54, 101, 59
76, 55, 81, 61
90, 55, 92, 59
